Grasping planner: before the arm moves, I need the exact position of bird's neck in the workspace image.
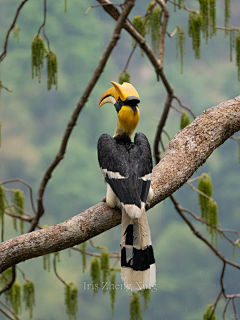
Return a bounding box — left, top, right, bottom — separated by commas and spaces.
113, 121, 133, 139
113, 105, 139, 139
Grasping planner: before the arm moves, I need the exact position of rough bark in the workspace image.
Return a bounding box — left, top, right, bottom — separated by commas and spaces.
0, 96, 240, 273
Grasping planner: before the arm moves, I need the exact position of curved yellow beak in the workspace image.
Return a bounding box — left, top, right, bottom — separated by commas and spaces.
98, 81, 140, 108
99, 87, 118, 108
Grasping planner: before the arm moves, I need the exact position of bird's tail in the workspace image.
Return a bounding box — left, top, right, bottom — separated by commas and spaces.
121, 208, 156, 291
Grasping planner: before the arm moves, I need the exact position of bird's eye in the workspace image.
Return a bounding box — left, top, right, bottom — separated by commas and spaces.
125, 99, 140, 107
124, 96, 140, 106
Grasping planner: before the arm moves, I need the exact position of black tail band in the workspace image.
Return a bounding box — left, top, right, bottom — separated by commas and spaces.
121, 246, 155, 271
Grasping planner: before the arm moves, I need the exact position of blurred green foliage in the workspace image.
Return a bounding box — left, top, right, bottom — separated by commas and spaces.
0, 1, 240, 320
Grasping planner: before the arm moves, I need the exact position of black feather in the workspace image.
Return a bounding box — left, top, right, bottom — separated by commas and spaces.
121, 246, 155, 271
97, 132, 152, 207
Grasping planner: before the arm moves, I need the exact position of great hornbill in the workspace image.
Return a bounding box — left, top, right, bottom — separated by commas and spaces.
97, 81, 156, 291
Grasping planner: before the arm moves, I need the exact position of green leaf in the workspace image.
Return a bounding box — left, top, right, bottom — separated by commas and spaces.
203, 304, 216, 320
65, 282, 78, 320
118, 71, 131, 84
130, 292, 142, 320
12, 25, 21, 43
31, 34, 48, 83
47, 50, 58, 90
23, 280, 35, 319
81, 242, 87, 273
11, 189, 25, 234
90, 257, 101, 294
110, 271, 116, 315
11, 278, 21, 315
188, 11, 203, 59
176, 25, 186, 74
101, 249, 109, 293
225, 0, 231, 35
180, 111, 190, 129
141, 289, 151, 310
147, 2, 161, 55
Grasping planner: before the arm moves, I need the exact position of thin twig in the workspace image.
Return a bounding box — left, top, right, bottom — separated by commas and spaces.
16, 266, 29, 282
89, 239, 103, 250
170, 195, 240, 272
216, 26, 240, 32
0, 0, 29, 62
171, 104, 183, 114
220, 261, 226, 298
188, 176, 201, 183
53, 254, 67, 286
167, 0, 193, 12
0, 265, 16, 295
173, 95, 196, 118
123, 43, 137, 71
156, 0, 169, 67
0, 300, 21, 320
232, 298, 237, 318
153, 92, 174, 163
162, 129, 171, 141
180, 206, 239, 247
85, 2, 122, 15
222, 298, 231, 319
1, 179, 36, 214
0, 83, 13, 92
166, 27, 177, 38
37, 0, 50, 50
30, 0, 136, 233
186, 181, 213, 201
71, 246, 120, 259
0, 306, 14, 320
4, 210, 32, 222
5, 204, 32, 218
208, 289, 223, 320
123, 1, 156, 71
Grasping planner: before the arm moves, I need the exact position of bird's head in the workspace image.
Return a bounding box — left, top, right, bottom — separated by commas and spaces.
99, 81, 140, 138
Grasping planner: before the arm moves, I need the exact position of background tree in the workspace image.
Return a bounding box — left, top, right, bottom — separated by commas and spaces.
0, 0, 240, 319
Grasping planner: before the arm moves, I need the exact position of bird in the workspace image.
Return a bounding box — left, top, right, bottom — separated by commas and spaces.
97, 81, 156, 291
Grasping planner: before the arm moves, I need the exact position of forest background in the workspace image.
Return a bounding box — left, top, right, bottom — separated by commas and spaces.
0, 0, 240, 319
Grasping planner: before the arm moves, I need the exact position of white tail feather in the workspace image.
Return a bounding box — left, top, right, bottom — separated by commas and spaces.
121, 207, 156, 291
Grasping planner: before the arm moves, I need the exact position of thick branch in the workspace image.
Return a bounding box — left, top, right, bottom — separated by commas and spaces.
0, 96, 240, 273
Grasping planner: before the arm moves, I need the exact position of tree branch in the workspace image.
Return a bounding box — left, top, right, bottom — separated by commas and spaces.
156, 0, 169, 67
0, 305, 15, 320
97, 0, 173, 93
0, 96, 240, 273
0, 0, 29, 62
153, 91, 174, 163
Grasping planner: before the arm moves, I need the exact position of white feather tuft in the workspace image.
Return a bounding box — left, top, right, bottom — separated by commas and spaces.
121, 208, 156, 291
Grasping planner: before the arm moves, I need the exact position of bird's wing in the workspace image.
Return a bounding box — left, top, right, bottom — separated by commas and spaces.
98, 133, 141, 207
130, 132, 153, 204
97, 133, 152, 208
